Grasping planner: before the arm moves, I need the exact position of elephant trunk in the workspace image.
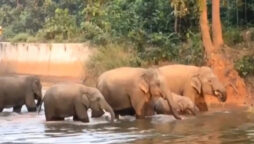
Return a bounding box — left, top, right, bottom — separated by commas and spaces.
36, 97, 42, 107
214, 81, 227, 102
36, 97, 43, 113
102, 101, 115, 122
192, 106, 200, 115
163, 91, 182, 120
187, 108, 197, 116
35, 88, 43, 109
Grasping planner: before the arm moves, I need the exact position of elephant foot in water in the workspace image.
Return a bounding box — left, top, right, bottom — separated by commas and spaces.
115, 108, 136, 119
196, 102, 208, 112
27, 107, 37, 112
46, 117, 64, 121
13, 106, 22, 113
91, 109, 105, 118
73, 116, 89, 123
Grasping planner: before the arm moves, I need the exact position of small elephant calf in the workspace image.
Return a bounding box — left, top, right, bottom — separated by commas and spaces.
42, 83, 115, 123
154, 93, 199, 115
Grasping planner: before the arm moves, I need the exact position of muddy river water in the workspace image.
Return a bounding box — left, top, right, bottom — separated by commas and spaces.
1, 105, 254, 144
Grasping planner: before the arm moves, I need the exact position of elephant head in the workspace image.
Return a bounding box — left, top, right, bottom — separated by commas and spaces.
191, 66, 227, 102
176, 95, 199, 115
82, 89, 115, 122
139, 68, 182, 119
30, 77, 43, 108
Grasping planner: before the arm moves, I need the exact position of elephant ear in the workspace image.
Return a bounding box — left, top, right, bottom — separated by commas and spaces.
139, 68, 157, 94
139, 78, 149, 94
32, 79, 40, 94
191, 75, 202, 94
81, 94, 90, 108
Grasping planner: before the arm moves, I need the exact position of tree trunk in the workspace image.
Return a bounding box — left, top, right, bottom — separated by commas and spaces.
200, 0, 248, 105
212, 0, 224, 49
34, 0, 39, 8
16, 0, 20, 8
174, 16, 178, 33
200, 0, 214, 56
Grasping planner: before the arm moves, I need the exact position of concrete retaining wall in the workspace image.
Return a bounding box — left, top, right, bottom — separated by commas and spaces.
0, 42, 93, 78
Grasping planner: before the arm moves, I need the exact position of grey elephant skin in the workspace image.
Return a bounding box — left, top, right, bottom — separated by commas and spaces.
42, 83, 115, 123
0, 75, 42, 112
96, 67, 182, 120
154, 93, 199, 115
159, 64, 227, 111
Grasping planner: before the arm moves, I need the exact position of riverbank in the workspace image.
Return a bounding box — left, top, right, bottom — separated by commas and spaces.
0, 41, 253, 108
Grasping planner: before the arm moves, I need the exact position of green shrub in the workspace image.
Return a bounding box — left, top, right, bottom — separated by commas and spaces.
2, 27, 15, 40
10, 33, 30, 42
26, 36, 39, 42
40, 8, 78, 42
136, 32, 181, 64
235, 55, 254, 77
178, 32, 204, 66
224, 27, 243, 46
86, 43, 140, 78
81, 22, 110, 45
135, 31, 204, 66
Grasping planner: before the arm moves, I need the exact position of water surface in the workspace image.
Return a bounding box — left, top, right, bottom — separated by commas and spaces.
1, 106, 254, 144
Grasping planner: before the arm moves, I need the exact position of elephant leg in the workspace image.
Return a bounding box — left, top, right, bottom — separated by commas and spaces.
184, 88, 207, 111
195, 97, 208, 112
143, 101, 154, 116
45, 107, 56, 121
115, 113, 120, 119
46, 115, 64, 121
75, 103, 89, 123
130, 91, 146, 119
55, 117, 64, 121
25, 93, 37, 112
91, 109, 104, 118
45, 113, 53, 121
46, 116, 59, 121
73, 115, 79, 121
27, 107, 36, 112
114, 111, 120, 119
13, 105, 22, 113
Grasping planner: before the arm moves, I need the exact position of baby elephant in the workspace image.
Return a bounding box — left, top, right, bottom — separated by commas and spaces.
43, 83, 115, 123
154, 93, 199, 115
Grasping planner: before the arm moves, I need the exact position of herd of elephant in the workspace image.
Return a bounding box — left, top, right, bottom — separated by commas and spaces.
0, 64, 227, 123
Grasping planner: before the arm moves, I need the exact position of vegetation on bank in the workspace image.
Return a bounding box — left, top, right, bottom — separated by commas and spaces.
235, 55, 254, 77
0, 0, 254, 77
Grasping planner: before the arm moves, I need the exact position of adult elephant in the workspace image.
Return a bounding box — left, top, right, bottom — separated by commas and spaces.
43, 83, 115, 123
96, 67, 182, 120
159, 64, 227, 111
0, 75, 42, 112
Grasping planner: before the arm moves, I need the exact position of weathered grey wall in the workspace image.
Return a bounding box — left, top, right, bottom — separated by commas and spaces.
0, 42, 93, 78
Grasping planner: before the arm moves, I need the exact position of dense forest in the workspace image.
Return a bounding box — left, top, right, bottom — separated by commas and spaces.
0, 0, 254, 79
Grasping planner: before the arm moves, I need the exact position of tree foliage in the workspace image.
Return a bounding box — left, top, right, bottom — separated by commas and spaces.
0, 0, 254, 66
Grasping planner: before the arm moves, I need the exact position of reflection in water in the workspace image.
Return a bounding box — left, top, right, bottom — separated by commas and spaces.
1, 107, 254, 143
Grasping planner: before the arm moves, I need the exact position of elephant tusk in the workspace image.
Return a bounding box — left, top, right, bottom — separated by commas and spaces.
214, 90, 220, 96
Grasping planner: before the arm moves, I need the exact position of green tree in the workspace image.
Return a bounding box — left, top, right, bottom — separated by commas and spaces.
39, 8, 78, 41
